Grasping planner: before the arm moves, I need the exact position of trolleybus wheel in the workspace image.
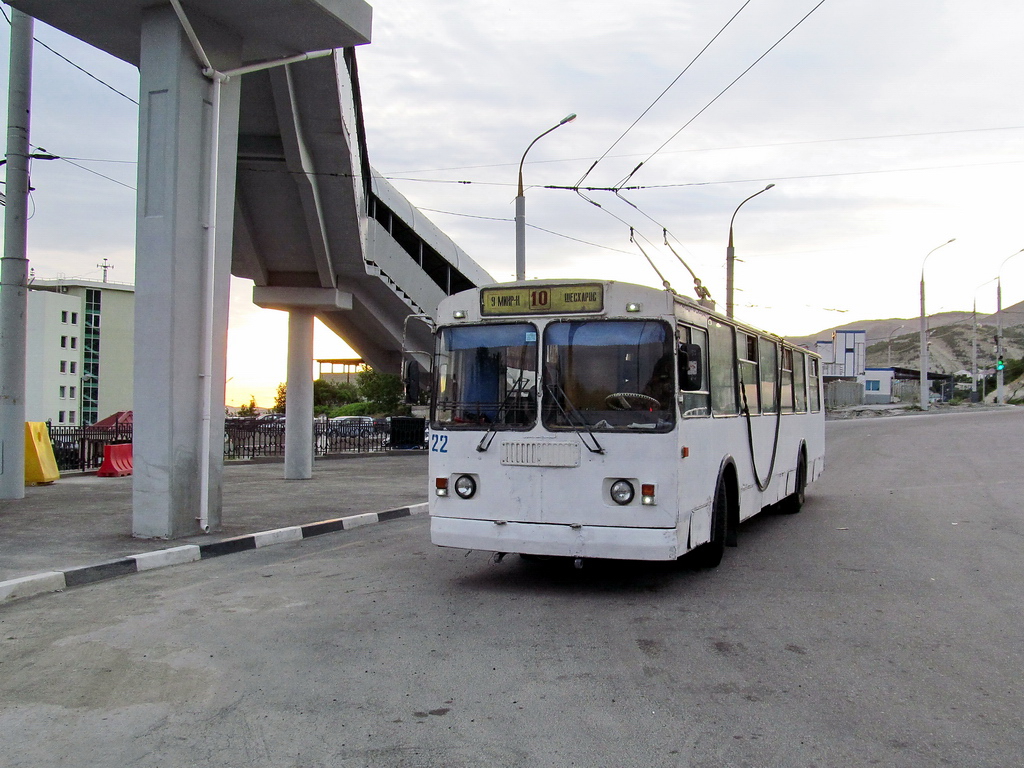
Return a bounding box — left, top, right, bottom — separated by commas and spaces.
779, 451, 807, 515
692, 477, 728, 568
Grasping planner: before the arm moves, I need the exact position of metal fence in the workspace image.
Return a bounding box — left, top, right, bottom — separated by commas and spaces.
48, 417, 426, 473
824, 380, 864, 410
47, 423, 133, 473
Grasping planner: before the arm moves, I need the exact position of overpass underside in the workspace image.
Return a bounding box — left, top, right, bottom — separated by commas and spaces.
235, 50, 490, 373
7, 0, 492, 538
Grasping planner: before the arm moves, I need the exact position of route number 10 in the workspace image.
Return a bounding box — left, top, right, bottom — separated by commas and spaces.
529, 289, 550, 310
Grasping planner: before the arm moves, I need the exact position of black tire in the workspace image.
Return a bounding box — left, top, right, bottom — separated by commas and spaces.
692, 477, 728, 568
779, 452, 807, 515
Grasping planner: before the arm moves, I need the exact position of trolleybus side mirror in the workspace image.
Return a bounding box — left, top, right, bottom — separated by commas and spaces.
404, 360, 421, 404
678, 343, 703, 391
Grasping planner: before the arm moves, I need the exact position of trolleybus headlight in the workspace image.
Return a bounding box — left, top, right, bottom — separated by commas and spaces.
610, 479, 635, 505
435, 477, 449, 497
454, 474, 477, 499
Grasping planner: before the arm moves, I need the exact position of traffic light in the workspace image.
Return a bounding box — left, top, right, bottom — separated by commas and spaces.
996, 356, 1005, 371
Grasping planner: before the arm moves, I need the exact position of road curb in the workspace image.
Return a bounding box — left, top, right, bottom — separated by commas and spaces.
0, 502, 428, 606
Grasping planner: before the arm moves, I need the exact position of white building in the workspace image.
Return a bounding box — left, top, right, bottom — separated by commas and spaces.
26, 289, 83, 424
816, 329, 867, 377
858, 367, 897, 404
27, 278, 134, 425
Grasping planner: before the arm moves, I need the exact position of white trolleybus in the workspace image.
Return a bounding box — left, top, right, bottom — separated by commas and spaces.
427, 279, 824, 567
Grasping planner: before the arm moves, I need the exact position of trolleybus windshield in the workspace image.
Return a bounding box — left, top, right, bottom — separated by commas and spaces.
432, 323, 538, 428
542, 319, 675, 432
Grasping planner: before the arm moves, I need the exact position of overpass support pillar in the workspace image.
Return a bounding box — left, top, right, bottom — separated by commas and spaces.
132, 7, 241, 538
285, 308, 315, 480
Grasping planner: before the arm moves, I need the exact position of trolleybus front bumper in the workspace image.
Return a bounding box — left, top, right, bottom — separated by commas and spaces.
430, 515, 686, 562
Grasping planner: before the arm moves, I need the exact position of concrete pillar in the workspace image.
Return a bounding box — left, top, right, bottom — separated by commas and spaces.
132, 7, 241, 538
285, 308, 315, 480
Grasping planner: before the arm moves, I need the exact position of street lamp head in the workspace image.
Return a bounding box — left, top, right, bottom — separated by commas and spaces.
764, 183, 775, 191
559, 113, 577, 125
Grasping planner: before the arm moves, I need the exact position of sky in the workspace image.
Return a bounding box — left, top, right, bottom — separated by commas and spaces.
2, 0, 1024, 405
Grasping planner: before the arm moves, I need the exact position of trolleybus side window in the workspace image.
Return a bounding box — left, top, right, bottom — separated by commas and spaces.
708, 319, 739, 416
738, 332, 760, 415
542, 319, 675, 432
679, 325, 710, 418
809, 356, 821, 412
793, 349, 808, 412
759, 337, 779, 414
432, 323, 538, 429
780, 347, 795, 413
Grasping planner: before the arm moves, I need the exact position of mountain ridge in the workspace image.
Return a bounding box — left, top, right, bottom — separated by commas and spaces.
785, 299, 1024, 374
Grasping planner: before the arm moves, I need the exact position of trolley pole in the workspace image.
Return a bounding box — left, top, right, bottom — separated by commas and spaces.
0, 9, 34, 500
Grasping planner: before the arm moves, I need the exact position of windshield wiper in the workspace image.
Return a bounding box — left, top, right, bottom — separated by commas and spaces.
544, 382, 605, 454
476, 373, 532, 452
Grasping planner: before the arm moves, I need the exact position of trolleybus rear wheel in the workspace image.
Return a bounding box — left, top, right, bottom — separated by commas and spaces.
779, 451, 807, 515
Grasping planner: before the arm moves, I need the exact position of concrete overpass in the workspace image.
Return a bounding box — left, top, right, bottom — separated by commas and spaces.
7, 0, 492, 537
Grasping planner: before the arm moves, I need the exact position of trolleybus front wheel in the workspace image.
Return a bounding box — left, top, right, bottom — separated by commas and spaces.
692, 477, 728, 568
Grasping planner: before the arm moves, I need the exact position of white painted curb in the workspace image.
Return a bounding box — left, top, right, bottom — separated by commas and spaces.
133, 545, 202, 571
254, 526, 303, 548
0, 572, 66, 602
342, 512, 378, 529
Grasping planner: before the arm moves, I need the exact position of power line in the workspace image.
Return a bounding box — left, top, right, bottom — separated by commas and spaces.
0, 5, 138, 105
615, 0, 830, 188
383, 125, 1024, 176
31, 145, 136, 191
417, 206, 635, 255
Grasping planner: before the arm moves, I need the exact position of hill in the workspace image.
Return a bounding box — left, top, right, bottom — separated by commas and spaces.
786, 299, 1024, 374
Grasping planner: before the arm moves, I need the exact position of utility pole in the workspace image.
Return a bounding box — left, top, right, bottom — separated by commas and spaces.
0, 9, 34, 500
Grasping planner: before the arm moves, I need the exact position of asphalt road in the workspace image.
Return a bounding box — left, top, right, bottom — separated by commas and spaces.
2, 408, 1022, 767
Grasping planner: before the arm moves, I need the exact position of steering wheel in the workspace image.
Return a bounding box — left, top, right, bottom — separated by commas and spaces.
605, 392, 661, 411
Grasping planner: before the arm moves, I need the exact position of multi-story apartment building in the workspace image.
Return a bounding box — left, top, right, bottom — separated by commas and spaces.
27, 278, 134, 426
815, 329, 867, 377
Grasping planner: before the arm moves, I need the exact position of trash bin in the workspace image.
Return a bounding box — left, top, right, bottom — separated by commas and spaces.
389, 417, 426, 450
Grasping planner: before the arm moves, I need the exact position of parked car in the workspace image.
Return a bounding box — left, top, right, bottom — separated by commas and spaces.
329, 415, 374, 437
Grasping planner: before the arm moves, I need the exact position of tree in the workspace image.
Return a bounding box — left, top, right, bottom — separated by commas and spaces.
272, 382, 287, 414
237, 396, 258, 417
313, 378, 359, 407
356, 366, 404, 414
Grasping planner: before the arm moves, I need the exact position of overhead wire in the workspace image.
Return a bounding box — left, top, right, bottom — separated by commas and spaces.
614, 0, 830, 189
575, 0, 754, 188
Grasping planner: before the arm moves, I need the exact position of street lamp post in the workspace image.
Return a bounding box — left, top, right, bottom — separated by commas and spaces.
919, 238, 956, 410
726, 184, 774, 319
971, 277, 998, 402
995, 247, 1024, 404
515, 113, 576, 282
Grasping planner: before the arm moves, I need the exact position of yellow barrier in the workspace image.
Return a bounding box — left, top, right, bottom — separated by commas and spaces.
25, 422, 60, 485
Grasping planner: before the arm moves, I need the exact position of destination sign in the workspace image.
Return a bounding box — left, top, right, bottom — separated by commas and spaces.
480, 284, 604, 316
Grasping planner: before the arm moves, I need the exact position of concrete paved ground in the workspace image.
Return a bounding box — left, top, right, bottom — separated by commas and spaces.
0, 453, 428, 583
1, 409, 1022, 767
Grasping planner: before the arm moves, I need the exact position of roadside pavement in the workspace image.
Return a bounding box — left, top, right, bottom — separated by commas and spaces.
0, 452, 428, 597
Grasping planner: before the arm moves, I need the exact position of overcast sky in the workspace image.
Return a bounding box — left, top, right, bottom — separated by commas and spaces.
3, 0, 1024, 405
